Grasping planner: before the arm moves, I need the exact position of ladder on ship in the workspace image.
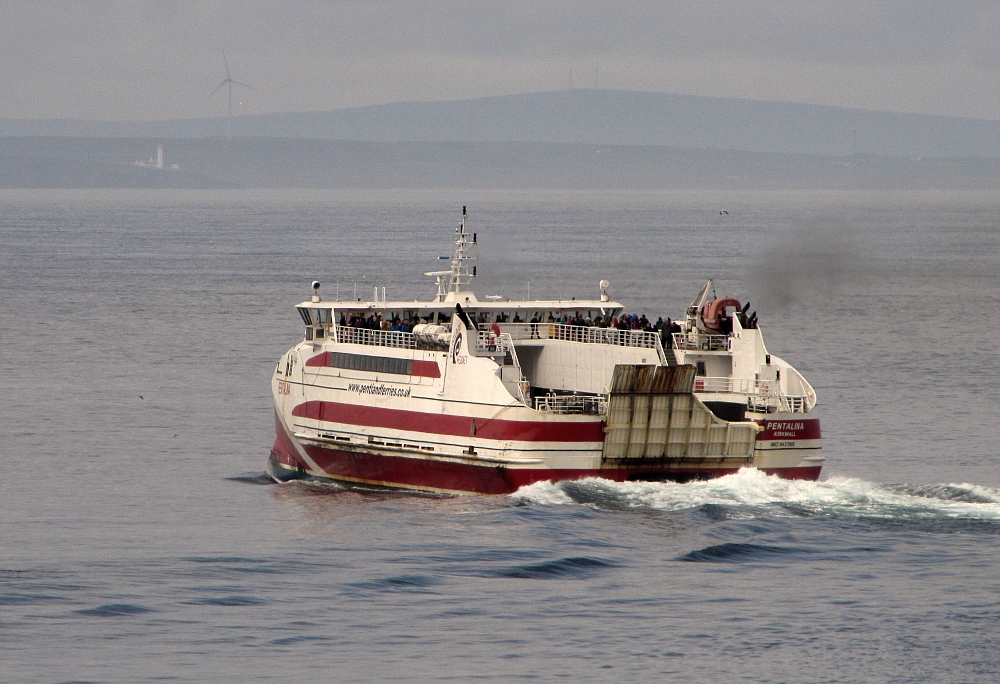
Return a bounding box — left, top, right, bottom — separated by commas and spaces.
656, 335, 678, 367
496, 333, 529, 405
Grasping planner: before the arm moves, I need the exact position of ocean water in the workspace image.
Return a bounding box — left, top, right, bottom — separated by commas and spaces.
1, 188, 999, 683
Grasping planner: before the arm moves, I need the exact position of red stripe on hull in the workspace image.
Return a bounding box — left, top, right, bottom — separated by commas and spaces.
305, 352, 329, 367
271, 412, 821, 494
411, 360, 442, 378
292, 401, 604, 442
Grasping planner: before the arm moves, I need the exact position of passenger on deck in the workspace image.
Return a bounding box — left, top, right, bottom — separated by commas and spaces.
661, 318, 674, 348
529, 314, 540, 338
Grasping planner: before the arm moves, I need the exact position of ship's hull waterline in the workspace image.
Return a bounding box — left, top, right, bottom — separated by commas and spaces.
269, 408, 823, 495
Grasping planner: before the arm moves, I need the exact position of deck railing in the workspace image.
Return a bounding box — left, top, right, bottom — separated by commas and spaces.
694, 375, 813, 413
476, 330, 515, 353
334, 326, 417, 349
499, 323, 662, 349
693, 376, 756, 394
747, 394, 812, 414
535, 395, 608, 415
672, 333, 730, 351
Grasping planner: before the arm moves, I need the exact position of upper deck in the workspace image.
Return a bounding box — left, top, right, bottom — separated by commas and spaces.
286, 207, 814, 414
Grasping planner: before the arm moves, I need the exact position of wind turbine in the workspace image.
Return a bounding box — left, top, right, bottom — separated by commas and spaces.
208, 51, 255, 139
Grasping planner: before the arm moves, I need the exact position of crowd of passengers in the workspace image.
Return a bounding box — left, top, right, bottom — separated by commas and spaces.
534, 312, 684, 348
338, 311, 683, 347
339, 312, 444, 333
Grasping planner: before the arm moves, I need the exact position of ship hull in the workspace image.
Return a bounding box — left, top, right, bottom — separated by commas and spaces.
270, 411, 822, 495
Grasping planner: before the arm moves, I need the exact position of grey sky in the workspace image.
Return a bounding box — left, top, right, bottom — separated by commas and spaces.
3, 1, 1000, 121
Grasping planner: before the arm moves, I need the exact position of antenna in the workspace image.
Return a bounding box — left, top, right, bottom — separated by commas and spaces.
208, 51, 256, 140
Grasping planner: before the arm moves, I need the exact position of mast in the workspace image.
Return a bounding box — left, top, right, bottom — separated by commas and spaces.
450, 206, 477, 293
424, 206, 479, 302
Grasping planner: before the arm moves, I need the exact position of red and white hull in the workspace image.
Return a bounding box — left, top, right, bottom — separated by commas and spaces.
269, 411, 821, 495
269, 359, 822, 495
269, 208, 823, 494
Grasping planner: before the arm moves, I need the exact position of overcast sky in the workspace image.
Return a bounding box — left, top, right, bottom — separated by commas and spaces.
4, 1, 1000, 121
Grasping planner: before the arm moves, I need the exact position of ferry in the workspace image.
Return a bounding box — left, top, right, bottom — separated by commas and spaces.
269, 207, 822, 494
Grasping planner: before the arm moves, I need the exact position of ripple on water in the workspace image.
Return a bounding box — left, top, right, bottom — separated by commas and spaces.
343, 574, 442, 596
74, 603, 156, 617
481, 556, 618, 579
187, 596, 267, 606
676, 543, 812, 563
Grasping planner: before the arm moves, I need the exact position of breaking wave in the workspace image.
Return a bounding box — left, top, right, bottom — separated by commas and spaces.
511, 468, 1000, 522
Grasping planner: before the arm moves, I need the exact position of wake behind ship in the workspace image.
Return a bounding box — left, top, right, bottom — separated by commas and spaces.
269, 207, 822, 494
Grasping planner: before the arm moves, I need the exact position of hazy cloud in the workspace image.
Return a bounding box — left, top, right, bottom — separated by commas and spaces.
3, 1, 1000, 120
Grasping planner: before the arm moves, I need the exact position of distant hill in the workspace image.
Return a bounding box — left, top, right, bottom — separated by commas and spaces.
4, 136, 1000, 190
3, 90, 1000, 158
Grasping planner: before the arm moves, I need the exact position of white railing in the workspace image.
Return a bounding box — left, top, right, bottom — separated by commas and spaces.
499, 323, 662, 349
693, 376, 756, 394
747, 394, 812, 414
693, 375, 812, 414
693, 376, 785, 395
672, 333, 730, 351
535, 395, 607, 415
476, 330, 513, 353
335, 326, 416, 349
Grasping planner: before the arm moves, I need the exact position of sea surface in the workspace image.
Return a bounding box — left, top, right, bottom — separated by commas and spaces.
2, 188, 999, 683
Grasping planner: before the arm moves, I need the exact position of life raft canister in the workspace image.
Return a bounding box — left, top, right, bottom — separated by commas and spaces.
701, 297, 742, 331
